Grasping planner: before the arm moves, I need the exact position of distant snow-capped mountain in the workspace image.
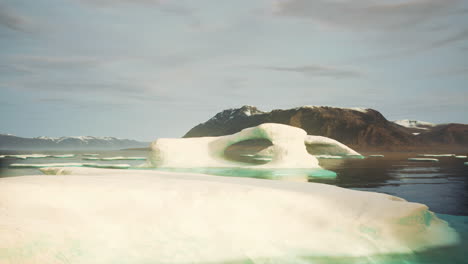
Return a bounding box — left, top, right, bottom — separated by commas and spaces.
0, 134, 149, 150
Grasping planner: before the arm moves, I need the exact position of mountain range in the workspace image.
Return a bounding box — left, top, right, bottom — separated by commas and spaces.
0, 134, 149, 150
184, 105, 468, 152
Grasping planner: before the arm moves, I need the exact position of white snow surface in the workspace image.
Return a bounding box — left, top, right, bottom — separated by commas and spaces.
147, 123, 359, 169
0, 167, 459, 263
394, 120, 436, 130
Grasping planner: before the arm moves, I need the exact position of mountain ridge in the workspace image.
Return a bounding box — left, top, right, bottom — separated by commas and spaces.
0, 134, 150, 150
184, 105, 468, 152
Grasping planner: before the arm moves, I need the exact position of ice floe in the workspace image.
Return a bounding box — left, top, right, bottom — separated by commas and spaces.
408, 158, 439, 162
52, 154, 75, 158
418, 154, 455, 157
0, 154, 50, 159
100, 156, 146, 161
9, 163, 85, 168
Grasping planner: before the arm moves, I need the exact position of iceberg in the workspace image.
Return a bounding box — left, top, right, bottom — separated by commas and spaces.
369, 155, 385, 157
83, 153, 99, 157
1, 167, 459, 263
147, 123, 359, 169
455, 155, 467, 159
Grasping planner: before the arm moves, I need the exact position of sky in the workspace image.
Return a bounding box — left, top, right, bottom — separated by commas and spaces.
0, 0, 467, 141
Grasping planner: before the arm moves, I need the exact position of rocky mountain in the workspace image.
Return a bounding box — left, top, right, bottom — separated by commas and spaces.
184, 105, 468, 152
0, 134, 149, 150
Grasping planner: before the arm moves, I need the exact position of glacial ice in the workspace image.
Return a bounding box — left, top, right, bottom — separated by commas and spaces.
147, 123, 359, 169
0, 167, 459, 263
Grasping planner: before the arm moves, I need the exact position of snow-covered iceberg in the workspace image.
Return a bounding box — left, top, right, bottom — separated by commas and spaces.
0, 167, 459, 263
147, 123, 359, 169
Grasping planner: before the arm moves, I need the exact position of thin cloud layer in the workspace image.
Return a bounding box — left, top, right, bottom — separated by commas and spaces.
0, 3, 31, 32
273, 0, 462, 31
263, 65, 362, 79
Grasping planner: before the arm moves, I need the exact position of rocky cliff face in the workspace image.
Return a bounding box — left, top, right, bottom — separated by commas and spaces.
184, 106, 468, 152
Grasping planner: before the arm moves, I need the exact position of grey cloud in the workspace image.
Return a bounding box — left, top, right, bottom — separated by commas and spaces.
11, 55, 103, 70
262, 65, 362, 79
429, 28, 468, 48
0, 3, 31, 32
273, 0, 462, 31
77, 0, 193, 15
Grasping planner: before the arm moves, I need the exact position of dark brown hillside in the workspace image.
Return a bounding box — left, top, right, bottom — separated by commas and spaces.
183, 106, 468, 152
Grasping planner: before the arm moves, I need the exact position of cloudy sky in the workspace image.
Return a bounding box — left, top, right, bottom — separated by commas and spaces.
1, 0, 467, 141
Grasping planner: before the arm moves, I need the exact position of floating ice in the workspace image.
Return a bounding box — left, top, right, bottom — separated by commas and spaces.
147, 123, 360, 169
315, 155, 343, 159
418, 154, 455, 157
82, 157, 100, 160
9, 163, 84, 168
465, 162, 468, 166
408, 158, 439, 162
83, 163, 131, 169
100, 156, 147, 161
83, 153, 99, 156
0, 154, 50, 159
455, 155, 467, 159
52, 154, 75, 158
369, 155, 385, 157
1, 167, 458, 263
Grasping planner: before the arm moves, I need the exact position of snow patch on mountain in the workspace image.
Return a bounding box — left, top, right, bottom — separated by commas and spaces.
394, 120, 436, 130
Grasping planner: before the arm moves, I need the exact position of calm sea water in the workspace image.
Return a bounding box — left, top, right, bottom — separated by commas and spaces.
1, 149, 468, 264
